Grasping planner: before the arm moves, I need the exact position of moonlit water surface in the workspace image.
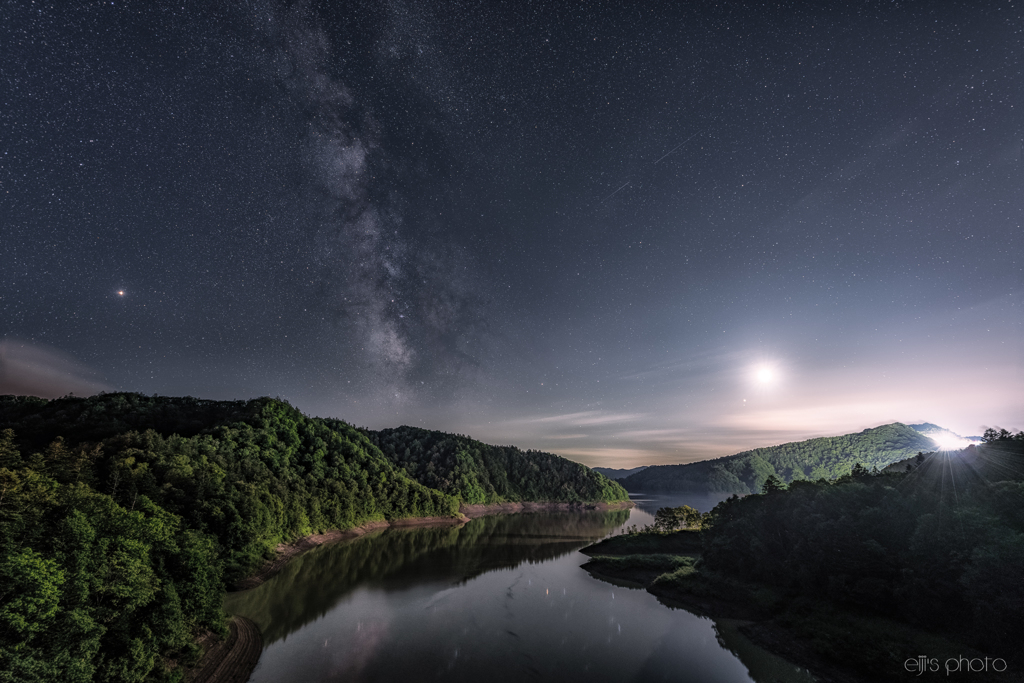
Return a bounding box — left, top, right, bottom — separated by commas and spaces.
225, 499, 815, 683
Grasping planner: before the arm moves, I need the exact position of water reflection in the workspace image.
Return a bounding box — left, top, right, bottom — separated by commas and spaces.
225, 504, 815, 683
714, 619, 818, 683
225, 509, 630, 643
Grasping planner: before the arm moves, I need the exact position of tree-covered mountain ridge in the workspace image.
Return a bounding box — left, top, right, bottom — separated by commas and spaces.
620, 422, 936, 494
0, 392, 625, 683
364, 425, 627, 505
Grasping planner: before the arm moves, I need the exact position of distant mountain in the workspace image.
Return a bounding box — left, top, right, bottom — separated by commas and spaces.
908, 423, 983, 450
363, 426, 628, 505
592, 466, 649, 480
620, 423, 936, 494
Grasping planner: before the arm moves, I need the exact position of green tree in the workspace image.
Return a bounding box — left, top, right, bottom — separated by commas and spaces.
0, 548, 66, 641
760, 474, 786, 494
0, 429, 21, 469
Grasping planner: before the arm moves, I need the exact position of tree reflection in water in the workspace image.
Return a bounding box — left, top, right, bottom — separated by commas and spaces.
225, 509, 630, 644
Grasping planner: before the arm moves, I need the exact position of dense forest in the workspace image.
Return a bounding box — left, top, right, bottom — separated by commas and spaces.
365, 426, 627, 504
620, 423, 936, 493
699, 432, 1024, 656
0, 393, 625, 682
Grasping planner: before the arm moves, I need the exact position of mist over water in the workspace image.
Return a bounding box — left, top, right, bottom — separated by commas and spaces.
627, 492, 733, 523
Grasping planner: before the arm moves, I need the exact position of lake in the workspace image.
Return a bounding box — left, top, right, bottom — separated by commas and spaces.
224, 493, 817, 683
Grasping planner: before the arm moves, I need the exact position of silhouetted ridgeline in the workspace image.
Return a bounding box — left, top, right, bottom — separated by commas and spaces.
620, 423, 935, 493
0, 392, 625, 682
364, 425, 628, 504
591, 465, 648, 480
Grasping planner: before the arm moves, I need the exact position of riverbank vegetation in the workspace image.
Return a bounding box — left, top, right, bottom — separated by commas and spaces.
583, 434, 1024, 681
0, 392, 626, 682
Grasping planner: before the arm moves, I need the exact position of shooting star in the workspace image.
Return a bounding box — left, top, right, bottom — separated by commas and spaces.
601, 181, 631, 202
654, 130, 703, 164
595, 125, 706, 204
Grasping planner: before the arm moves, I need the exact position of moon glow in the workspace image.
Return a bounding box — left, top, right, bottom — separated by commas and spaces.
755, 365, 776, 385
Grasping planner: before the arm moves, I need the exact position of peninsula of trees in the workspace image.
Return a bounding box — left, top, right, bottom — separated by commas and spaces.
584, 431, 1024, 680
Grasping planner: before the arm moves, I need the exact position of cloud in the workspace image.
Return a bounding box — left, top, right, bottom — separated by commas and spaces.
550, 446, 666, 465
618, 348, 747, 383
0, 340, 111, 398
520, 411, 645, 427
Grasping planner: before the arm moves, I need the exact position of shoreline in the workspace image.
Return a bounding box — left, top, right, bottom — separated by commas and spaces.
184, 616, 262, 683
648, 579, 1019, 683
229, 499, 631, 591
582, 554, 875, 683
195, 498, 633, 683
460, 499, 633, 519
580, 538, 1019, 683
646, 582, 873, 683
229, 521, 394, 592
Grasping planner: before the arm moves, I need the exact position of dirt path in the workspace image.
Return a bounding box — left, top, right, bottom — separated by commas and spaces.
186, 616, 262, 683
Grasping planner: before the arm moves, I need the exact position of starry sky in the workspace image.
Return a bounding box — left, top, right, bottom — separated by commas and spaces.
2, 1, 1021, 466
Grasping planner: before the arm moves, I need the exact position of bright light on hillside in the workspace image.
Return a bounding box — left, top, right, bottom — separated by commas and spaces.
928, 433, 973, 451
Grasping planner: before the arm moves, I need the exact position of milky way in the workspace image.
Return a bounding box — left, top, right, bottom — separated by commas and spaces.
247, 2, 490, 402
1, 1, 1020, 464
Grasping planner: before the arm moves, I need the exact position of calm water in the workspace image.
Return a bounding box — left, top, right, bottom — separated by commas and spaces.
225, 494, 815, 683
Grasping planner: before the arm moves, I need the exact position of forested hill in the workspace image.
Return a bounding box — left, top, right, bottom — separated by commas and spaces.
620, 423, 935, 494
0, 393, 458, 682
364, 426, 628, 504
0, 393, 623, 682
698, 435, 1024, 667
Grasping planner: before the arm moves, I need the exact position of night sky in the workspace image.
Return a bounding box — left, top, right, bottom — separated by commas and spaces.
2, 1, 1021, 466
